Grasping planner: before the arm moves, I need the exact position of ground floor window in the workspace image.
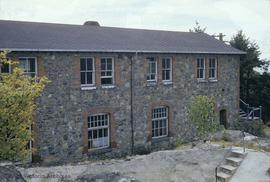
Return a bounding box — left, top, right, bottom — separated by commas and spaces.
152, 106, 168, 138
88, 113, 109, 149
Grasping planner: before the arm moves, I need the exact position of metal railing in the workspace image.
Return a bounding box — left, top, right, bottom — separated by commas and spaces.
240, 99, 262, 120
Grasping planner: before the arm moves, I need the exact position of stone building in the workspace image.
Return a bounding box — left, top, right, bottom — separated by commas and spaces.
0, 20, 244, 164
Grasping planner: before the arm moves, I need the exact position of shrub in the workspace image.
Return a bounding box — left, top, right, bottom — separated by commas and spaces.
187, 95, 220, 140
232, 121, 266, 137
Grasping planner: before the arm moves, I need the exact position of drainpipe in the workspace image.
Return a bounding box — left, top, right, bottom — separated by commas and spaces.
130, 52, 136, 154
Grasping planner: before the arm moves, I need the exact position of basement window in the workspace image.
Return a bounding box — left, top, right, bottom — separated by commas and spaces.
196, 58, 205, 80
19, 57, 37, 77
209, 58, 217, 80
147, 57, 157, 83
88, 113, 110, 150
152, 106, 168, 138
80, 57, 95, 87
101, 57, 114, 85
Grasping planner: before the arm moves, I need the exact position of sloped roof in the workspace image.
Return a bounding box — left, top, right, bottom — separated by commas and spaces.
0, 20, 244, 54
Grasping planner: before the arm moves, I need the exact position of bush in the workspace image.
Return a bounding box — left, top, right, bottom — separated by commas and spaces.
187, 95, 220, 140
232, 121, 266, 137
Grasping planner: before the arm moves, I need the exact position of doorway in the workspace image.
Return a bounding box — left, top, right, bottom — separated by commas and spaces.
220, 109, 228, 129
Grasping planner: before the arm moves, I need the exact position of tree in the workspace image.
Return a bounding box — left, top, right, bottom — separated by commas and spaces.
230, 31, 270, 123
189, 21, 206, 33
187, 95, 219, 139
0, 52, 48, 161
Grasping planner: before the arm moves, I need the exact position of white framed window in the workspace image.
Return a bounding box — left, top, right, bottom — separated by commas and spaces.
209, 58, 217, 80
88, 113, 110, 150
147, 57, 157, 82
19, 57, 37, 77
101, 57, 114, 85
0, 62, 11, 74
80, 57, 95, 86
162, 57, 172, 82
152, 106, 168, 138
196, 58, 205, 79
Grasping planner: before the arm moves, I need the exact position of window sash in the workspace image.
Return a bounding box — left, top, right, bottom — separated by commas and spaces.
209, 58, 217, 79
80, 57, 95, 86
19, 57, 37, 77
0, 63, 11, 73
88, 113, 110, 150
196, 58, 205, 79
101, 58, 114, 85
147, 57, 157, 81
162, 58, 172, 81
152, 107, 168, 138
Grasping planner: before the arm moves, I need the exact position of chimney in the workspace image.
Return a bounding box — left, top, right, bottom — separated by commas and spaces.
218, 33, 224, 41
83, 21, 100, 26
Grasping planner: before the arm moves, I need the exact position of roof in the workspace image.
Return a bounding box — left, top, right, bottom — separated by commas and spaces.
0, 20, 245, 54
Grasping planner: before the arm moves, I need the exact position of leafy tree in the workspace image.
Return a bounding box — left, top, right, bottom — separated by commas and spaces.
189, 21, 206, 33
187, 95, 220, 139
0, 52, 48, 161
230, 31, 270, 122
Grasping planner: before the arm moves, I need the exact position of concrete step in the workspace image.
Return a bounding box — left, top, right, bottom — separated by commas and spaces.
217, 172, 231, 182
220, 164, 237, 174
231, 150, 248, 158
226, 157, 243, 166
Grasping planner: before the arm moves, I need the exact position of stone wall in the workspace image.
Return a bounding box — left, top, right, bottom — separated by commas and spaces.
9, 52, 240, 164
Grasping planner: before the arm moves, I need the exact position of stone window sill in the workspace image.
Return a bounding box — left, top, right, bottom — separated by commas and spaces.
152, 136, 170, 143
146, 81, 157, 86
162, 81, 173, 85
197, 79, 207, 83
81, 86, 97, 90
87, 147, 112, 155
101, 85, 116, 89
209, 79, 218, 82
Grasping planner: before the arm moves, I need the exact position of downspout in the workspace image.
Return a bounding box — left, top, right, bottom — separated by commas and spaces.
130, 52, 136, 154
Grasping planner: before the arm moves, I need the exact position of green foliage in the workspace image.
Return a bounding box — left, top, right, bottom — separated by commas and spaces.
189, 21, 206, 33
231, 121, 266, 137
230, 31, 270, 123
0, 52, 48, 161
187, 95, 219, 139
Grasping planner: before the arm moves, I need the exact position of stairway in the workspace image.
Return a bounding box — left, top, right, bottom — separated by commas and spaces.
239, 99, 262, 121
216, 149, 247, 182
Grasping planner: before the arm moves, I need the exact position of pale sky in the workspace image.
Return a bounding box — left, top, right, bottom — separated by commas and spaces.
0, 0, 269, 60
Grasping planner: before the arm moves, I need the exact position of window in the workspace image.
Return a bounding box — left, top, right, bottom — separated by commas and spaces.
19, 57, 37, 77
101, 58, 114, 85
196, 58, 205, 79
152, 106, 168, 138
147, 57, 157, 82
0, 62, 10, 73
88, 113, 110, 150
80, 57, 95, 86
209, 58, 217, 80
162, 57, 172, 82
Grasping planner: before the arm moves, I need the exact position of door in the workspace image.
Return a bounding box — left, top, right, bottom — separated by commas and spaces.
220, 109, 228, 129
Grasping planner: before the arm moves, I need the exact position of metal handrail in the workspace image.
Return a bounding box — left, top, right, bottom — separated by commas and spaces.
215, 146, 232, 182
240, 99, 262, 120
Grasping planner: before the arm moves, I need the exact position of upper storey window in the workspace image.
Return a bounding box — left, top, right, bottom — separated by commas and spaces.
19, 57, 37, 77
196, 58, 205, 79
80, 57, 95, 86
209, 58, 217, 80
162, 57, 172, 82
147, 57, 157, 82
101, 57, 114, 85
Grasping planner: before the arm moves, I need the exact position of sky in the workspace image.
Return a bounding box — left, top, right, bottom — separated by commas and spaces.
0, 0, 269, 60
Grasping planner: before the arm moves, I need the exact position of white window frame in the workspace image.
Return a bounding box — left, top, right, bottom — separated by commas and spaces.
196, 58, 205, 80
87, 113, 110, 150
209, 58, 217, 80
161, 57, 172, 82
152, 106, 169, 139
100, 57, 114, 85
18, 57, 37, 77
147, 57, 157, 82
80, 57, 95, 87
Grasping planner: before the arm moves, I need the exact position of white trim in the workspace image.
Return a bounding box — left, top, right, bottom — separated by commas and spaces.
196, 57, 205, 80
146, 57, 157, 82
152, 106, 169, 139
80, 57, 95, 86
18, 57, 38, 77
0, 48, 246, 55
161, 57, 172, 82
208, 58, 217, 80
100, 57, 114, 85
81, 86, 97, 90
